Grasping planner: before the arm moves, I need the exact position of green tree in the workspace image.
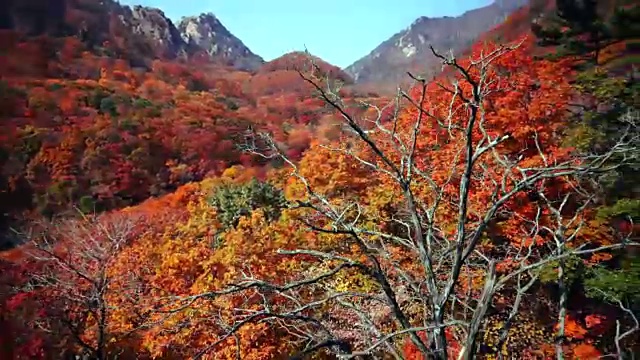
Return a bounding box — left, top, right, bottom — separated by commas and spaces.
99, 96, 118, 117
531, 0, 640, 65
208, 179, 287, 229
532, 0, 640, 203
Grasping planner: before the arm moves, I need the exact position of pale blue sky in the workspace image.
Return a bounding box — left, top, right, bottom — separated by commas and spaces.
117, 0, 493, 68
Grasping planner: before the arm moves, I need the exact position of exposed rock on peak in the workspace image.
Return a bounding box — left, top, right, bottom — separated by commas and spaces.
117, 5, 189, 58
178, 13, 264, 71
345, 0, 529, 86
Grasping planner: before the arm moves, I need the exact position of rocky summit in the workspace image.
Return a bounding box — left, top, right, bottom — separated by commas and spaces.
117, 5, 189, 59
178, 13, 264, 71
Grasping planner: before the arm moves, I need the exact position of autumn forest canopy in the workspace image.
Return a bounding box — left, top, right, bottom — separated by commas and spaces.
0, 0, 639, 359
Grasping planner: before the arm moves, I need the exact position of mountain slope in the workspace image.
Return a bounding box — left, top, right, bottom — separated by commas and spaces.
345, 0, 529, 86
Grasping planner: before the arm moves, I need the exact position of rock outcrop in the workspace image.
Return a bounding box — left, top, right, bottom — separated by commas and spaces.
178, 13, 264, 71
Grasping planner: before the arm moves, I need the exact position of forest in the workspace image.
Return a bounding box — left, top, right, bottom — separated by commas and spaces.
0, 0, 639, 359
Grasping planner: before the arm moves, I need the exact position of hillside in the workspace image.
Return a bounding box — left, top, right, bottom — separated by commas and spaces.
344, 0, 528, 87
0, 0, 639, 359
0, 3, 372, 249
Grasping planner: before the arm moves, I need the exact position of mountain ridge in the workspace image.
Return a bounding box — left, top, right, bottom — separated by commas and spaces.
1, 0, 532, 82
344, 0, 529, 86
0, 0, 265, 71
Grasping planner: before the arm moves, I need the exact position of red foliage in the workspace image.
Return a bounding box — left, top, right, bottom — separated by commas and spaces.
401, 329, 461, 359
0, 255, 49, 359
0, 31, 289, 216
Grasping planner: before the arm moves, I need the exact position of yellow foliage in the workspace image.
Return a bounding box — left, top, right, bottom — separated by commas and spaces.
481, 313, 549, 358
332, 269, 379, 293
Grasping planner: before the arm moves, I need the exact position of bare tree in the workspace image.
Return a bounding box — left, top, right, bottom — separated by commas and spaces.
165, 41, 639, 359
19, 211, 143, 360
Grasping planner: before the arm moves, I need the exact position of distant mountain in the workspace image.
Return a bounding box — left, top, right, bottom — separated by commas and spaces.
345, 0, 529, 86
0, 0, 263, 71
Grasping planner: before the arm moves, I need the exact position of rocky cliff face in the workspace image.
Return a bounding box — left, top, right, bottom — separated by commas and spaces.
116, 5, 190, 59
113, 6, 264, 69
0, 0, 263, 71
178, 13, 264, 71
345, 0, 529, 85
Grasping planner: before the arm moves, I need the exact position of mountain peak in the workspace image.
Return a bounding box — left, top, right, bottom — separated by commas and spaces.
177, 13, 263, 71
180, 12, 221, 26
119, 4, 185, 56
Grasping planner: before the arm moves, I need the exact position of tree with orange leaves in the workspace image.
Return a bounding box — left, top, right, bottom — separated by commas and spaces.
170, 37, 639, 359
102, 176, 311, 359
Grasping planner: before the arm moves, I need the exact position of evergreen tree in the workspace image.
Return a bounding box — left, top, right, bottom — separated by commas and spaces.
208, 179, 287, 229
531, 0, 640, 65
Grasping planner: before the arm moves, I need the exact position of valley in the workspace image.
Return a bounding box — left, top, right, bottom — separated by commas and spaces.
0, 0, 638, 359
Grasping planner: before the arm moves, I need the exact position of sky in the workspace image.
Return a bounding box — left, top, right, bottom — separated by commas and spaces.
117, 0, 494, 68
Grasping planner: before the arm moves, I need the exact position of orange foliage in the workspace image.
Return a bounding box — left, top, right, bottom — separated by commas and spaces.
402, 329, 462, 359
557, 316, 589, 340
